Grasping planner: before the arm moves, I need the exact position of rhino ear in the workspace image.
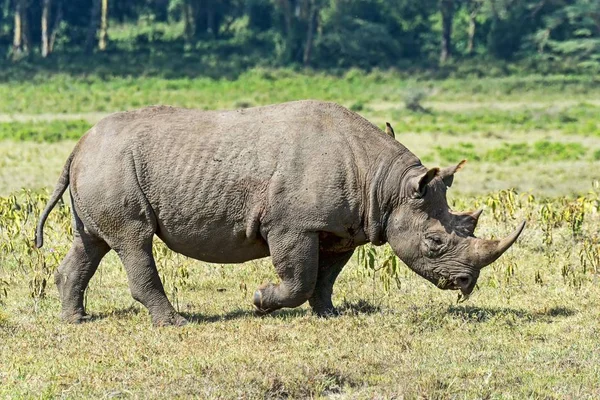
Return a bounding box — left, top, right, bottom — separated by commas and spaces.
385, 122, 395, 139
414, 167, 439, 197
440, 159, 467, 188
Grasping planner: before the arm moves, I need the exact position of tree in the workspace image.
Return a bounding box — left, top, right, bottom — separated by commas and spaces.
41, 0, 50, 56
41, 0, 63, 57
440, 0, 454, 63
486, 0, 531, 60
48, 0, 63, 54
465, 0, 484, 54
303, 0, 322, 65
12, 0, 29, 59
275, 0, 295, 62
98, 0, 108, 50
183, 0, 196, 44
532, 0, 600, 68
84, 0, 101, 52
181, 0, 231, 45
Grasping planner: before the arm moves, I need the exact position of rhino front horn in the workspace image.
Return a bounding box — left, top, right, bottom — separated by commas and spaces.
472, 221, 526, 268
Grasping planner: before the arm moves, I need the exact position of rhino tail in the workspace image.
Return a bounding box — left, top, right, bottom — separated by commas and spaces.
35, 151, 75, 248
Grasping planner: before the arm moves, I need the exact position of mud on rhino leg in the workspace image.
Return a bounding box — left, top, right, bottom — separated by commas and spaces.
309, 250, 354, 317
55, 232, 110, 323
253, 231, 319, 314
116, 240, 188, 327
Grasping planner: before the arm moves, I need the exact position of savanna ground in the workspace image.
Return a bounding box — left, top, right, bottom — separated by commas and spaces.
1, 68, 600, 398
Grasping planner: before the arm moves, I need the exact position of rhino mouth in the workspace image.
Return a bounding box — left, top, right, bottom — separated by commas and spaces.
454, 274, 475, 295
438, 275, 475, 296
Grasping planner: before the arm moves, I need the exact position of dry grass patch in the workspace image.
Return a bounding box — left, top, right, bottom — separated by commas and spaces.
1, 190, 599, 398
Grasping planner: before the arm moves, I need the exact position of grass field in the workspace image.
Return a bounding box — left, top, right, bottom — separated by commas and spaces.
1, 69, 599, 398
1, 70, 599, 196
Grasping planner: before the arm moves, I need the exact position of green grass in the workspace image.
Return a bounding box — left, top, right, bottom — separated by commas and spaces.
0, 120, 91, 142
1, 189, 599, 398
1, 69, 600, 114
2, 103, 599, 141
385, 103, 600, 137
434, 140, 590, 164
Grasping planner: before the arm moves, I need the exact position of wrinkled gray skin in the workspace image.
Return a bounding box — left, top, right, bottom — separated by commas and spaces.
36, 101, 525, 326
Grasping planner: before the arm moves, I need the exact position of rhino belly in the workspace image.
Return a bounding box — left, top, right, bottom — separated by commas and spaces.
154, 216, 270, 264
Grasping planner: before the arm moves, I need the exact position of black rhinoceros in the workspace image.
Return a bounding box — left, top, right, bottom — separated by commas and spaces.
36, 101, 524, 326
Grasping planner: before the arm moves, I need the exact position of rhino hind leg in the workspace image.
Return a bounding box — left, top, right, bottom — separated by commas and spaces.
55, 231, 110, 323
308, 250, 354, 317
253, 230, 319, 314
116, 239, 188, 327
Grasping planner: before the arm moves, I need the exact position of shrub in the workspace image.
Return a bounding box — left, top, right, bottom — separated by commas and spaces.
402, 87, 430, 113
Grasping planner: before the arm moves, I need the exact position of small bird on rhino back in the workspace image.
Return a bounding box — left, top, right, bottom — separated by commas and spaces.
36, 101, 525, 326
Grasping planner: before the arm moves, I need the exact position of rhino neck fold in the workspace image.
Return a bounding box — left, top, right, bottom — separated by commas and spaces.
364, 152, 422, 245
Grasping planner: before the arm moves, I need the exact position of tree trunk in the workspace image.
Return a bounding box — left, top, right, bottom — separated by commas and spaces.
12, 1, 23, 57
303, 0, 318, 66
467, 13, 476, 55
440, 0, 453, 63
466, 1, 482, 55
206, 2, 215, 37
41, 0, 51, 57
49, 1, 63, 54
98, 0, 108, 50
278, 0, 294, 63
183, 0, 196, 44
12, 0, 29, 59
85, 0, 101, 53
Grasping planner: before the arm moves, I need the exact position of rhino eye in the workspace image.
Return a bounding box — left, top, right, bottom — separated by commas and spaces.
414, 186, 427, 198
424, 235, 445, 257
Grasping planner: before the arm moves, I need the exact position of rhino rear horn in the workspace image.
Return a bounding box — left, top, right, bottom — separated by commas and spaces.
453, 209, 483, 236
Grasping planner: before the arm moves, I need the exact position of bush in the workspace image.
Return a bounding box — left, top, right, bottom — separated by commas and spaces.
402, 87, 430, 113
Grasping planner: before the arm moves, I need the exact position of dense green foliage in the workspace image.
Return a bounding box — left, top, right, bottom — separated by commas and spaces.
1, 0, 599, 74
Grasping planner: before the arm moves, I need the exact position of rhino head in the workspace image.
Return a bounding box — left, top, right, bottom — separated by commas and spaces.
385, 160, 525, 296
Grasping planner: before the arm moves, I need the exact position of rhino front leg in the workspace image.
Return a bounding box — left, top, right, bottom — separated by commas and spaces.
116, 240, 188, 327
309, 250, 354, 317
253, 230, 319, 314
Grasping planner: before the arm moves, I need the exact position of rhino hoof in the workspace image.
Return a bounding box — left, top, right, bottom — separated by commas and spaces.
174, 315, 189, 327
61, 312, 91, 324
153, 313, 189, 327
253, 290, 275, 315
314, 308, 341, 318
254, 308, 269, 317
253, 290, 262, 307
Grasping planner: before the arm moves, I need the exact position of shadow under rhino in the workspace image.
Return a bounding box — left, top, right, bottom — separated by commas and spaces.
447, 305, 577, 323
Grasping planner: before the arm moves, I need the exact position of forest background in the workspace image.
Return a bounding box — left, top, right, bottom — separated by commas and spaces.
0, 0, 598, 75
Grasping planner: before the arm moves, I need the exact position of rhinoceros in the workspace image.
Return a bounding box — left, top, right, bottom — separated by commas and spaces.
36, 100, 524, 326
